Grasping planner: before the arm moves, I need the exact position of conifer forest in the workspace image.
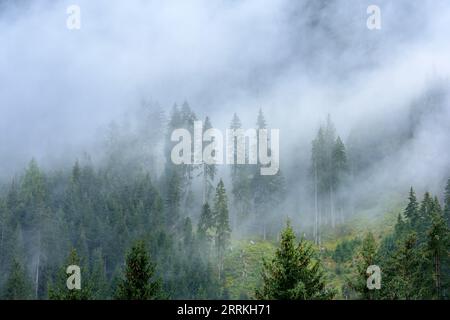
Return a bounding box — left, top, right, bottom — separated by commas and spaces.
0, 0, 449, 301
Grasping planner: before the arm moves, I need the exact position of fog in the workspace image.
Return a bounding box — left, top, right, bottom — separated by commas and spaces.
1, 0, 449, 226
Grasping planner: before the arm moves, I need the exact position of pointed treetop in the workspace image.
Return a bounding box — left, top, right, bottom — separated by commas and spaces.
230, 113, 242, 129
256, 108, 267, 129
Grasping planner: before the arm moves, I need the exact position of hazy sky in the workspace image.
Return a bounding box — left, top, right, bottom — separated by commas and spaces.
0, 0, 449, 199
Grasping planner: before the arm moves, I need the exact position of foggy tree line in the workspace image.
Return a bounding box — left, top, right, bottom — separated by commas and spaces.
310, 115, 349, 245
0, 102, 285, 299
0, 101, 448, 300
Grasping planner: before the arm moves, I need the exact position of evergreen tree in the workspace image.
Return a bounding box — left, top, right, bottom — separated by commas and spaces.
310, 116, 347, 238
90, 248, 110, 299
198, 202, 214, 244
381, 232, 422, 299
331, 136, 348, 224
2, 259, 32, 300
405, 187, 419, 227
256, 221, 333, 300
229, 113, 252, 228
347, 232, 379, 300
213, 180, 231, 280
418, 192, 434, 236
426, 198, 449, 299
251, 109, 285, 239
20, 159, 52, 299
116, 241, 163, 300
48, 249, 92, 300
444, 179, 450, 228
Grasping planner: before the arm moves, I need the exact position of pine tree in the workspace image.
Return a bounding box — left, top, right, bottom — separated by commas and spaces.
347, 232, 379, 300
229, 113, 252, 229
198, 202, 214, 244
3, 259, 32, 300
256, 108, 267, 130
405, 187, 419, 227
48, 249, 92, 300
381, 232, 422, 299
213, 180, 231, 280
310, 116, 346, 240
115, 241, 163, 300
165, 171, 182, 229
256, 221, 334, 300
417, 192, 434, 240
90, 249, 110, 299
251, 109, 285, 239
332, 136, 348, 224
20, 159, 52, 299
426, 198, 449, 299
444, 179, 450, 228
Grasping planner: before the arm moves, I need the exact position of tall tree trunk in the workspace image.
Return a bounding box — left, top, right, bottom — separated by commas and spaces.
435, 252, 441, 299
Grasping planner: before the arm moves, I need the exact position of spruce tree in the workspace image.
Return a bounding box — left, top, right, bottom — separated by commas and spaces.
405, 187, 419, 227
381, 233, 422, 299
251, 109, 285, 239
198, 202, 214, 244
213, 180, 231, 280
256, 221, 333, 300
444, 179, 450, 228
48, 249, 92, 300
426, 198, 449, 299
229, 113, 252, 228
116, 241, 163, 300
347, 232, 379, 300
90, 249, 110, 299
3, 259, 33, 300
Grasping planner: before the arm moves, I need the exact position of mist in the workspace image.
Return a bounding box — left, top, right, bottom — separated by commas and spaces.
1, 0, 449, 225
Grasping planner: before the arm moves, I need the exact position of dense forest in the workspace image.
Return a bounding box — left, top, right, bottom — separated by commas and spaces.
1, 0, 450, 301
0, 103, 448, 300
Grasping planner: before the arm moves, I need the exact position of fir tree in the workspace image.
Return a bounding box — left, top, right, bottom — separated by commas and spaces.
3, 259, 32, 300
405, 187, 419, 227
347, 232, 379, 300
213, 180, 231, 280
426, 198, 449, 299
90, 248, 110, 299
198, 202, 214, 244
256, 221, 334, 300
229, 113, 252, 228
444, 179, 450, 228
116, 241, 163, 300
381, 232, 422, 299
48, 249, 92, 300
